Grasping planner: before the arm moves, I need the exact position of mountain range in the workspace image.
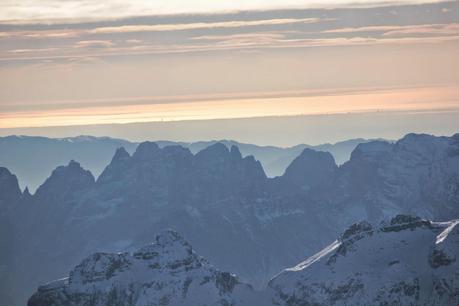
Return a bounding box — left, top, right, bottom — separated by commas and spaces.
0, 135, 377, 191
1, 132, 458, 305
28, 215, 459, 305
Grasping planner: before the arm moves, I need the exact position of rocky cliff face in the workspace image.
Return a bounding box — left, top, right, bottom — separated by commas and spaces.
28, 230, 257, 306
314, 133, 459, 225
268, 215, 459, 306
275, 148, 337, 193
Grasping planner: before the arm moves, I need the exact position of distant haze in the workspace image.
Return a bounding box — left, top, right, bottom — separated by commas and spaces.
0, 111, 457, 147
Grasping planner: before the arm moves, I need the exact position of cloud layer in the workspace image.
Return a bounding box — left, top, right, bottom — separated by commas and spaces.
0, 0, 458, 131
0, 0, 451, 24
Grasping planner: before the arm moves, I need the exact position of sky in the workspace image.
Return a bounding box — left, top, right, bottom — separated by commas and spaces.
0, 0, 458, 145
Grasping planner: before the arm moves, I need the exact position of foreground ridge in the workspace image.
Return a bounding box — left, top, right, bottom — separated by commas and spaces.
28, 230, 257, 306
29, 215, 459, 306
269, 215, 459, 306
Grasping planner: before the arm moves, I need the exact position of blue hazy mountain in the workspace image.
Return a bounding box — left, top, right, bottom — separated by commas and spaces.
0, 136, 137, 192
0, 135, 373, 191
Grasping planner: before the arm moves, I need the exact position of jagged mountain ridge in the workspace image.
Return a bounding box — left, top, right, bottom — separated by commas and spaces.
269, 215, 459, 306
28, 215, 459, 306
96, 142, 267, 206
2, 132, 459, 306
0, 135, 373, 191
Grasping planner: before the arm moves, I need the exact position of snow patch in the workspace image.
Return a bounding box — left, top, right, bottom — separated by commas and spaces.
435, 219, 459, 244
286, 240, 341, 272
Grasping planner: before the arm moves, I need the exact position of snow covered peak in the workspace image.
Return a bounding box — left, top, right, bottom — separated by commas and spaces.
28, 230, 257, 306
269, 215, 459, 306
154, 229, 189, 248
132, 230, 196, 265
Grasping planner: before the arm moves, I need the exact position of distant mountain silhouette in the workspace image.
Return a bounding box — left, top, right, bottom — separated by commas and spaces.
0, 135, 375, 191
0, 136, 136, 192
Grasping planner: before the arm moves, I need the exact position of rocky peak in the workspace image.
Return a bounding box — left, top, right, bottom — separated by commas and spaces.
195, 142, 230, 162
349, 140, 392, 161
194, 143, 265, 177
341, 221, 373, 240
381, 215, 432, 232
97, 148, 132, 185
394, 133, 448, 159
34, 160, 95, 199
155, 229, 189, 248
397, 133, 436, 146
133, 230, 195, 263
242, 155, 266, 178
162, 145, 193, 161
132, 141, 160, 160
22, 187, 32, 200
280, 148, 337, 190
111, 146, 130, 162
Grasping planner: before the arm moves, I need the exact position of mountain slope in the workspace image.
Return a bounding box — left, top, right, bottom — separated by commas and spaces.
28, 230, 258, 306
269, 215, 459, 306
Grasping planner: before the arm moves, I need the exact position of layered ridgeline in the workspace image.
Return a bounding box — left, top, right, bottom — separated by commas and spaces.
29, 215, 459, 305
0, 135, 372, 191
2, 133, 459, 306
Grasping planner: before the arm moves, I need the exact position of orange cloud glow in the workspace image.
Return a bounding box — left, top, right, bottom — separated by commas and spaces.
1, 85, 458, 129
